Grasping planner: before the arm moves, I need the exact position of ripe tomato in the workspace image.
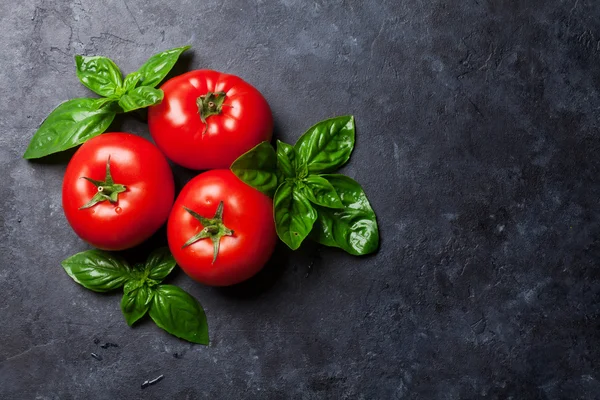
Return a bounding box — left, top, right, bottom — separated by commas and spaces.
168, 170, 277, 286
62, 133, 174, 250
148, 70, 273, 170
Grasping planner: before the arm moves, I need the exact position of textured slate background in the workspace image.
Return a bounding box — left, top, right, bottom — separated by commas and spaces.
1, 0, 599, 398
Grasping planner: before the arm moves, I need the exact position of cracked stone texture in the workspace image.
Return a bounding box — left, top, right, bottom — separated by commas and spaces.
1, 0, 599, 398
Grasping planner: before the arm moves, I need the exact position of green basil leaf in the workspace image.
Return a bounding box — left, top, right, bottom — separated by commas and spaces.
124, 279, 145, 294
149, 285, 209, 345
311, 175, 379, 255
118, 86, 163, 112
230, 141, 279, 197
136, 45, 191, 88
274, 181, 317, 250
121, 284, 154, 326
145, 247, 177, 282
302, 175, 343, 209
276, 140, 296, 178
75, 55, 123, 97
61, 250, 133, 292
122, 71, 142, 93
23, 98, 116, 159
294, 116, 355, 174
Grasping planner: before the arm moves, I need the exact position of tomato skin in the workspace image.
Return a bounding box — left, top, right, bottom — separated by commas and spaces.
148, 70, 273, 170
168, 170, 277, 286
62, 133, 174, 250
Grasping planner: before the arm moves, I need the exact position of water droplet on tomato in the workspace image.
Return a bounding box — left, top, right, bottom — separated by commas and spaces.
115, 207, 122, 214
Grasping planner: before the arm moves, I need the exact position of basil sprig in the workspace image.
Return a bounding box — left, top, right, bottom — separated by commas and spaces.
61, 247, 209, 345
230, 116, 379, 255
23, 45, 190, 159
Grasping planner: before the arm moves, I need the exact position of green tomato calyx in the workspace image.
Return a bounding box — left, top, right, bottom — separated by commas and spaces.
79, 156, 126, 209
182, 201, 234, 264
197, 91, 227, 136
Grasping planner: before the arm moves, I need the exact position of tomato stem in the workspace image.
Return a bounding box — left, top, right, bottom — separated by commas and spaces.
79, 156, 126, 209
181, 201, 234, 264
196, 91, 227, 136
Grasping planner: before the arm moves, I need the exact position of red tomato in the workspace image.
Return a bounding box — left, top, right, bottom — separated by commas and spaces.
148, 70, 273, 170
62, 133, 174, 250
168, 170, 277, 286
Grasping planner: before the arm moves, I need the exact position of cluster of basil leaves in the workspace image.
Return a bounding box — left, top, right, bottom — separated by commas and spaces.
62, 248, 208, 344
23, 45, 190, 159
230, 116, 379, 255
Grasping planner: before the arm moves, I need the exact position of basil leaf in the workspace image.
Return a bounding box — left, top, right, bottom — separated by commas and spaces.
276, 140, 296, 178
230, 141, 279, 197
122, 71, 142, 93
311, 175, 379, 255
145, 247, 177, 282
121, 283, 154, 326
75, 55, 123, 97
294, 116, 355, 174
123, 279, 145, 294
137, 45, 191, 88
149, 285, 209, 345
118, 86, 163, 112
23, 98, 116, 159
274, 181, 317, 250
61, 250, 133, 292
302, 175, 343, 209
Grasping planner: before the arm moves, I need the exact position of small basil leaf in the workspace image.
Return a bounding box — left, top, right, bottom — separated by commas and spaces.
294, 116, 355, 174
302, 175, 343, 209
145, 247, 177, 282
276, 140, 296, 178
149, 285, 209, 345
124, 279, 145, 294
136, 45, 191, 88
274, 181, 317, 250
118, 86, 163, 112
311, 174, 379, 255
61, 250, 133, 292
75, 55, 123, 97
121, 284, 154, 326
230, 141, 279, 197
122, 71, 142, 93
23, 98, 116, 159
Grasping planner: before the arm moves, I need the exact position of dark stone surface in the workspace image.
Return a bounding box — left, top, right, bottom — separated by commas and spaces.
1, 0, 599, 398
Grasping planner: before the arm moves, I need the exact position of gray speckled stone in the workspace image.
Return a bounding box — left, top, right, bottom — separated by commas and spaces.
1, 0, 599, 398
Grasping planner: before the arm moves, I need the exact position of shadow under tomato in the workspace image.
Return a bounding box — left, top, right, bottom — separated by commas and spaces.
116, 224, 170, 265
169, 163, 203, 195
216, 241, 292, 299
